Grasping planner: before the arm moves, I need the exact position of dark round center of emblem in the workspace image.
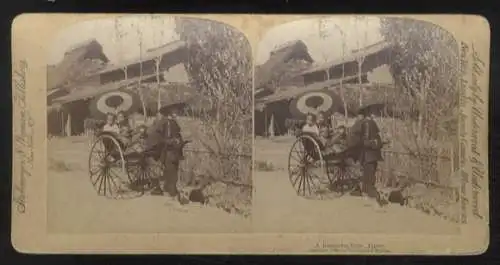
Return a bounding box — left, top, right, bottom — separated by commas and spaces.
305, 96, 324, 109
105, 95, 124, 108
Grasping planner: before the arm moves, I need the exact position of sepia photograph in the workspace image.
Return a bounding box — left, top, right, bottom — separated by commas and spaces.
45, 15, 253, 234
253, 16, 462, 234
12, 14, 489, 254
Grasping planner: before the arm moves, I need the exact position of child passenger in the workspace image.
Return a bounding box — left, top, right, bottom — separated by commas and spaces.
102, 112, 120, 134
301, 113, 320, 135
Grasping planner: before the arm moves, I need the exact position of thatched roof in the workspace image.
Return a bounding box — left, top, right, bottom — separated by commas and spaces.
299, 41, 393, 76
255, 74, 364, 108
50, 74, 152, 106
47, 39, 109, 90
97, 40, 187, 74
254, 40, 314, 90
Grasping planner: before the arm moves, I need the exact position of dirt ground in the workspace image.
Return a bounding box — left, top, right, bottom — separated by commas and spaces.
253, 136, 460, 234
46, 133, 460, 235
47, 135, 251, 234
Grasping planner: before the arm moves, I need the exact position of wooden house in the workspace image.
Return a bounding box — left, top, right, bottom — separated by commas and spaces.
47, 40, 191, 137
254, 40, 314, 99
254, 40, 397, 137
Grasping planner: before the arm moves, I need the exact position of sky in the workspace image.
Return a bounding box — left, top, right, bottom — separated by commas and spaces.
48, 15, 179, 65
256, 16, 384, 65
49, 15, 385, 71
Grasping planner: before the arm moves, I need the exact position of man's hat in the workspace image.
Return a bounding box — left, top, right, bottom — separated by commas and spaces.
158, 104, 181, 115
356, 103, 385, 116
356, 105, 370, 116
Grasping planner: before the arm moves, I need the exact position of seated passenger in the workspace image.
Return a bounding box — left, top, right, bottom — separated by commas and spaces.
318, 127, 331, 146
116, 111, 133, 147
316, 111, 332, 132
124, 125, 148, 155
102, 112, 120, 134
301, 113, 319, 135
322, 125, 348, 156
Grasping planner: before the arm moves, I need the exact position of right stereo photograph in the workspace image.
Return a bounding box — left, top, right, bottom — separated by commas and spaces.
252, 16, 462, 235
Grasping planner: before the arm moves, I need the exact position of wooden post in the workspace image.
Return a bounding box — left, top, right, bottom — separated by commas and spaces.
358, 57, 365, 107
264, 108, 268, 138
66, 110, 72, 136
450, 142, 455, 177
60, 109, 64, 136
122, 66, 128, 80
269, 114, 275, 138
155, 57, 162, 112
136, 21, 147, 123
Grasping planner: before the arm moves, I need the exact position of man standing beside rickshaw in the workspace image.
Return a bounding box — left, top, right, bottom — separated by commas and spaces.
146, 105, 185, 198
349, 106, 385, 208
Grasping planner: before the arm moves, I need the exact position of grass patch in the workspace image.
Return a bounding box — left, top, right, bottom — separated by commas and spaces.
254, 160, 276, 172
405, 185, 460, 224
48, 158, 73, 172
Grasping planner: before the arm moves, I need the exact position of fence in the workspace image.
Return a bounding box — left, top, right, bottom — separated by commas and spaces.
377, 149, 455, 189
377, 149, 460, 223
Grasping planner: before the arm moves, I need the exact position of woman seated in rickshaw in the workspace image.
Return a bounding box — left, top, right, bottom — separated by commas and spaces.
319, 125, 348, 157
299, 112, 349, 157
101, 111, 146, 155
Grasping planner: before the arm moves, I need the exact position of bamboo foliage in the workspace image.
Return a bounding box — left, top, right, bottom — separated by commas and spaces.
380, 17, 459, 184
151, 15, 167, 114
114, 18, 128, 80
317, 21, 349, 119
174, 18, 252, 184
354, 16, 367, 107
135, 21, 148, 121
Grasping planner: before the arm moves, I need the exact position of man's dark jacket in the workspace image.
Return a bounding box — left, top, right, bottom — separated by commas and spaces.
360, 118, 383, 164
146, 117, 183, 162
347, 118, 383, 164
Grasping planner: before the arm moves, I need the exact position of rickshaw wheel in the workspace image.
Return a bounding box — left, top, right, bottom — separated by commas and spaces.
288, 134, 329, 198
125, 153, 164, 194
327, 160, 360, 195
88, 134, 138, 199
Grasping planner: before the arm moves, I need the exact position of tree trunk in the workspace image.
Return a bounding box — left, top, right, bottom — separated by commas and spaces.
156, 57, 162, 113
358, 58, 364, 107
137, 41, 147, 123
138, 68, 147, 123
341, 64, 348, 119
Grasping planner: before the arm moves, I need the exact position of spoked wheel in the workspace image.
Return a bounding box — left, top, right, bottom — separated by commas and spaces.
126, 153, 164, 194
88, 134, 138, 199
327, 160, 361, 195
288, 135, 329, 198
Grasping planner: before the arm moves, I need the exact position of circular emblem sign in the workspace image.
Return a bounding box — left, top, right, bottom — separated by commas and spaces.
289, 89, 343, 119
89, 90, 141, 120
